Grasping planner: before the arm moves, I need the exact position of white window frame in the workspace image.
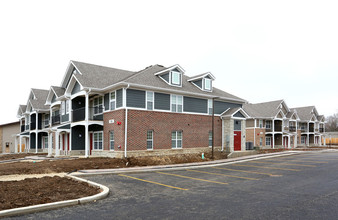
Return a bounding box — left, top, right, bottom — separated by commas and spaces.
109, 131, 114, 151
93, 131, 103, 150
147, 130, 153, 150
204, 78, 211, 91
61, 101, 65, 115
171, 95, 183, 113
260, 137, 263, 146
172, 131, 182, 149
266, 120, 271, 129
44, 114, 50, 127
43, 136, 48, 149
301, 136, 306, 144
208, 131, 212, 147
208, 99, 213, 115
259, 120, 263, 128
266, 137, 271, 146
66, 100, 70, 114
171, 71, 181, 85
110, 91, 116, 110
93, 96, 103, 115
146, 91, 154, 111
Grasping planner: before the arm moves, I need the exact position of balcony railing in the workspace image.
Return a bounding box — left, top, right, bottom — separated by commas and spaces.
320, 128, 324, 133
43, 120, 50, 128
21, 125, 25, 132
30, 122, 36, 130
309, 128, 314, 132
72, 107, 104, 122
301, 128, 308, 132
52, 115, 61, 125
26, 125, 30, 131
289, 126, 297, 132
274, 125, 282, 132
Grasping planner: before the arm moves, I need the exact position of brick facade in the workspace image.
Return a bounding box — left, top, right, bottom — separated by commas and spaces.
103, 109, 222, 152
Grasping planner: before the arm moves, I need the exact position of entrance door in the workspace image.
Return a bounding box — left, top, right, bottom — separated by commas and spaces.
234, 131, 241, 151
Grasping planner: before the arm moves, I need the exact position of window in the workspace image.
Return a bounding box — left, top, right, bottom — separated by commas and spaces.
266, 137, 271, 146
301, 136, 306, 144
208, 99, 213, 115
109, 131, 114, 150
171, 95, 183, 113
259, 120, 263, 128
266, 121, 271, 129
61, 101, 65, 115
44, 114, 50, 127
43, 137, 48, 149
204, 78, 211, 90
171, 71, 181, 85
260, 137, 263, 146
93, 132, 103, 150
172, 131, 182, 149
66, 100, 70, 114
147, 130, 153, 150
94, 97, 103, 115
209, 131, 213, 147
110, 91, 116, 110
146, 91, 154, 110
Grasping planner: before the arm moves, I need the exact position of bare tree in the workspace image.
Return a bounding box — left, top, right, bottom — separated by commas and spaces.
325, 112, 338, 132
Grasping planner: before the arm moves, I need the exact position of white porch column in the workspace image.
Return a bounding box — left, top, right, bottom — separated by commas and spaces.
55, 131, 60, 157
272, 119, 275, 148
295, 121, 298, 148
307, 122, 310, 146
19, 136, 22, 153
69, 99, 72, 122
48, 132, 52, 157
85, 92, 89, 158
35, 113, 38, 153
15, 137, 18, 153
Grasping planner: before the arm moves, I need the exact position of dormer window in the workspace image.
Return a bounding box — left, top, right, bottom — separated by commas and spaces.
73, 69, 78, 74
171, 71, 181, 86
204, 78, 211, 91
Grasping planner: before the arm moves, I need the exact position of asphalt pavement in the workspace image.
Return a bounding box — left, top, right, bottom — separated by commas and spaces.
5, 150, 338, 220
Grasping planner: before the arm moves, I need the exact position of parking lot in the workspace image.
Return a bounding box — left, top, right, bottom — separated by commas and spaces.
8, 151, 338, 220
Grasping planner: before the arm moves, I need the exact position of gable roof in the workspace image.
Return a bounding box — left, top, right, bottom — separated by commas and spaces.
220, 107, 249, 118
29, 89, 50, 111
63, 61, 246, 103
51, 86, 65, 97
187, 72, 216, 81
243, 100, 285, 118
290, 106, 317, 121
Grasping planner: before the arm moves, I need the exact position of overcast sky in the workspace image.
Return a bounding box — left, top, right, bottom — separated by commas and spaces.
0, 0, 337, 125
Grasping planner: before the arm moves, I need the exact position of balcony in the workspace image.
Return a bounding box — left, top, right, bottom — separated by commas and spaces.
72, 107, 104, 122
52, 115, 61, 125
320, 128, 324, 133
289, 126, 296, 132
30, 122, 36, 130
43, 120, 50, 128
301, 128, 308, 132
21, 125, 25, 132
26, 125, 30, 131
274, 125, 282, 132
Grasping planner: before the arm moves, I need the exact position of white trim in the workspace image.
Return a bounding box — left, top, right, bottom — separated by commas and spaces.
65, 75, 84, 97
147, 130, 153, 150
109, 130, 114, 151
146, 91, 154, 111
154, 64, 185, 76
187, 72, 216, 82
92, 131, 104, 151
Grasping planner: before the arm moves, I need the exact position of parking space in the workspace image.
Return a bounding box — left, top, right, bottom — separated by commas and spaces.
9, 151, 338, 220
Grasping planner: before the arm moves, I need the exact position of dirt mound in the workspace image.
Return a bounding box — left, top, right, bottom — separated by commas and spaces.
0, 153, 47, 161
0, 176, 100, 211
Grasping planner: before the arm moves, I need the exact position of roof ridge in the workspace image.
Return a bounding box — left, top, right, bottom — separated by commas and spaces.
120, 64, 166, 83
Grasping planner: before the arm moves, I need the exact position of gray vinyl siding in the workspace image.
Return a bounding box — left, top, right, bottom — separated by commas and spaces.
116, 89, 123, 108
126, 89, 145, 108
154, 92, 170, 110
52, 94, 57, 103
183, 97, 207, 114
104, 93, 109, 110
214, 101, 242, 115
194, 79, 203, 88
234, 111, 245, 118
71, 82, 81, 95
162, 72, 170, 82
234, 120, 242, 131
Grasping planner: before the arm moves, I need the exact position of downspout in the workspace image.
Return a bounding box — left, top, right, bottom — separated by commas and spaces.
124, 84, 130, 158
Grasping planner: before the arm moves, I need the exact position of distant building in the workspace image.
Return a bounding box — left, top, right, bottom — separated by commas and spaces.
0, 121, 20, 153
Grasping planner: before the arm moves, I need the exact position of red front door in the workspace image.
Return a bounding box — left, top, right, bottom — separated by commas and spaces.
90, 133, 93, 155
234, 131, 241, 151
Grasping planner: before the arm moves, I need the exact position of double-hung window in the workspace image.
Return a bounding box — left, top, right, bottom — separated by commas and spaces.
93, 132, 103, 150
171, 95, 183, 113
43, 136, 48, 149
109, 131, 114, 150
146, 92, 154, 110
208, 99, 213, 115
94, 97, 103, 115
301, 136, 306, 144
208, 131, 213, 147
259, 120, 263, 128
110, 92, 116, 110
266, 137, 271, 146
204, 78, 211, 91
266, 121, 271, 129
66, 100, 70, 114
172, 131, 182, 149
147, 130, 153, 150
171, 71, 181, 85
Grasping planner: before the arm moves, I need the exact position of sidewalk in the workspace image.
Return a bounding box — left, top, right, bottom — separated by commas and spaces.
74, 150, 306, 176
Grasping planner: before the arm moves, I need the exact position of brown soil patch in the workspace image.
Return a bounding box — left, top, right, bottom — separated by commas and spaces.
0, 152, 227, 176
0, 176, 100, 211
0, 153, 47, 161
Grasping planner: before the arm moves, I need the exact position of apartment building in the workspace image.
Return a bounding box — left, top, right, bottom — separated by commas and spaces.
16, 61, 248, 157
244, 100, 326, 149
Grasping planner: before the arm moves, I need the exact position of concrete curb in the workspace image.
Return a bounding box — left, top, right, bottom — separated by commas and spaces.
73, 151, 305, 176
0, 175, 109, 218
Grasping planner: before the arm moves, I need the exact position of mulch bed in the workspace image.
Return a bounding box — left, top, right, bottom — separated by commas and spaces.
0, 176, 100, 211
